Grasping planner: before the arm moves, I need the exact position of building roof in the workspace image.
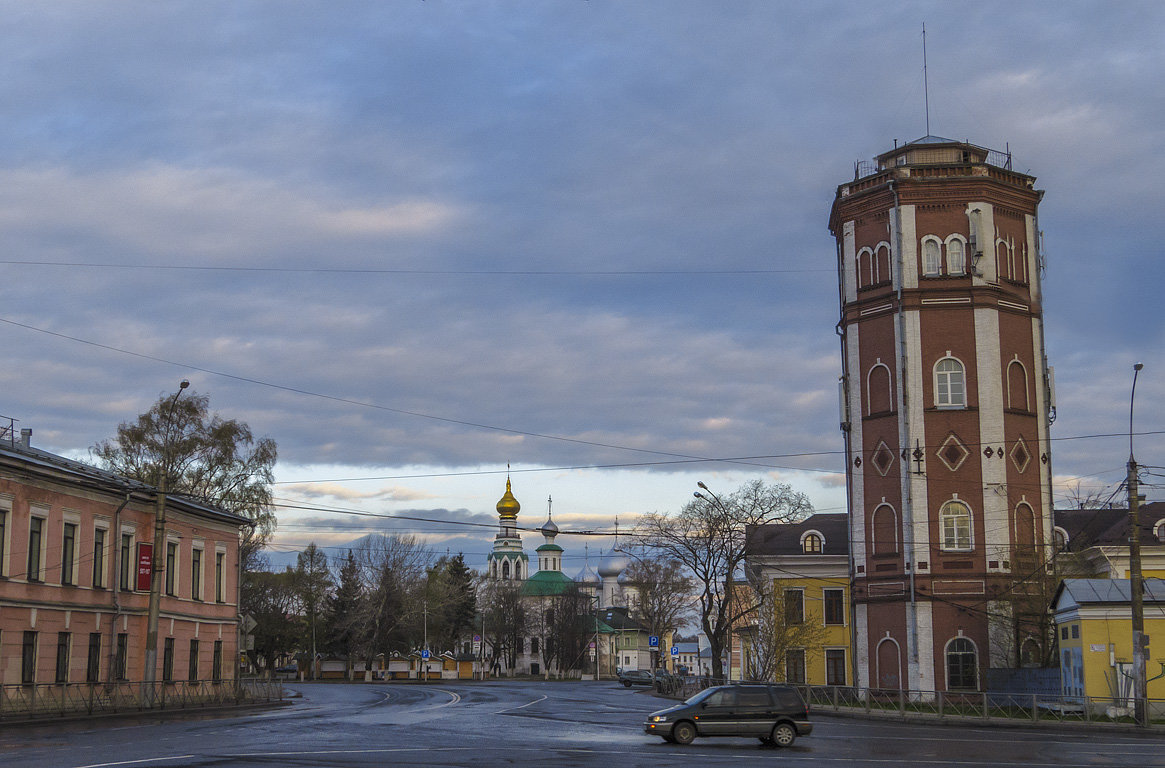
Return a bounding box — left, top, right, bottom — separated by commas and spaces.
1054, 504, 1165, 550
745, 513, 849, 557
597, 606, 648, 632
1054, 578, 1165, 609
520, 569, 575, 597
0, 430, 250, 527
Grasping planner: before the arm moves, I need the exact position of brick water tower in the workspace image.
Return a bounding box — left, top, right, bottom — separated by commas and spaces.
829, 136, 1055, 692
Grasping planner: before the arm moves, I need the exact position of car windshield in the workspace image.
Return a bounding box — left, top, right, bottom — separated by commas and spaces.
682, 687, 718, 705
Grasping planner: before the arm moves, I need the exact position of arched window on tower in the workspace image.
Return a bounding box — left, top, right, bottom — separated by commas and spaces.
922, 238, 942, 276
934, 357, 966, 408
1014, 502, 1037, 554
867, 362, 894, 415
857, 248, 874, 289
871, 504, 898, 555
939, 500, 973, 551
1007, 359, 1029, 411
946, 237, 966, 275
874, 242, 891, 285
502, 560, 511, 580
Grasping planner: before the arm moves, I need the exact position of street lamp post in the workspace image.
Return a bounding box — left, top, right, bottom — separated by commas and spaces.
1127, 363, 1147, 726
143, 380, 189, 702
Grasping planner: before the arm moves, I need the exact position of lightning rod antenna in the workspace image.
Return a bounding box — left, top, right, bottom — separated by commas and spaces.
922, 23, 930, 136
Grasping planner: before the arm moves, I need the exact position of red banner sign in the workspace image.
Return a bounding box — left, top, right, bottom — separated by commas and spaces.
136, 543, 154, 592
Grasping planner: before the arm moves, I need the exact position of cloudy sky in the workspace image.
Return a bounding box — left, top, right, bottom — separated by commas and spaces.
1, 1, 1162, 573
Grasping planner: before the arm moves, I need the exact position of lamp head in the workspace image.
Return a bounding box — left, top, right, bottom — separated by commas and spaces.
1134, 363, 1144, 372
693, 492, 704, 500
697, 481, 708, 490
179, 379, 190, 389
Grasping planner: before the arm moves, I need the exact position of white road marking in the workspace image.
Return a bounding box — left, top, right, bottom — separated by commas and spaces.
74, 756, 195, 768
495, 693, 547, 713
431, 688, 461, 707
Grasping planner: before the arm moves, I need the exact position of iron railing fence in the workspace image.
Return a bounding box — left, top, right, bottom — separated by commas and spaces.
663, 679, 1163, 728
0, 679, 283, 721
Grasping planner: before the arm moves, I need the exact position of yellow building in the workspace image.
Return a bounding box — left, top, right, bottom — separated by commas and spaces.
743, 514, 851, 686
1054, 504, 1165, 579
1052, 578, 1165, 712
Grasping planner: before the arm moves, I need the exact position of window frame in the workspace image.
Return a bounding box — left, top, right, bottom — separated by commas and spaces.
939, 500, 974, 552
62, 521, 78, 586
165, 540, 179, 597
934, 356, 967, 409
823, 588, 845, 625
945, 235, 967, 275
92, 526, 108, 589
27, 514, 46, 582
783, 588, 805, 625
55, 631, 71, 683
86, 632, 102, 683
785, 648, 806, 684
922, 236, 942, 276
191, 548, 203, 601
825, 648, 847, 686
945, 636, 979, 691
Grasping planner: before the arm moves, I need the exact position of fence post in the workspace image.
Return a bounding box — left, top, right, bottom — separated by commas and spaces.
1084, 696, 1092, 723
937, 690, 943, 718
899, 687, 905, 715
864, 686, 870, 713
982, 691, 989, 719
832, 685, 838, 711
1032, 693, 1038, 722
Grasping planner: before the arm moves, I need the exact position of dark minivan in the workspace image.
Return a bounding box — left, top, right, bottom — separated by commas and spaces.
643, 683, 811, 747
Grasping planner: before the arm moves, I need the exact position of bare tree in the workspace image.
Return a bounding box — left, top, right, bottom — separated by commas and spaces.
350, 534, 432, 658
480, 581, 527, 675
632, 480, 812, 680
623, 555, 693, 648
293, 543, 333, 678
738, 574, 826, 682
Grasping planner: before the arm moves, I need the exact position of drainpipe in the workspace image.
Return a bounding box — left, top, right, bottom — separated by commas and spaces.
106, 490, 134, 687
890, 180, 921, 689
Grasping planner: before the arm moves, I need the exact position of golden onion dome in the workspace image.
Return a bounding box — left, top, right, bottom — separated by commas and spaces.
496, 478, 520, 519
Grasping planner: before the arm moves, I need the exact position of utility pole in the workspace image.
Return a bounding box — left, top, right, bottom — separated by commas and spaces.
143, 380, 189, 703
1127, 363, 1147, 726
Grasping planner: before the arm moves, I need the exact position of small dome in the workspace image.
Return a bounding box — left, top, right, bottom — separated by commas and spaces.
496, 478, 520, 519
573, 563, 601, 586
540, 513, 558, 536
597, 551, 629, 578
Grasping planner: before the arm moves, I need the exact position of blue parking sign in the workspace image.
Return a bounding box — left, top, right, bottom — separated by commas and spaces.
670, 646, 679, 657
421, 649, 430, 660
648, 635, 659, 647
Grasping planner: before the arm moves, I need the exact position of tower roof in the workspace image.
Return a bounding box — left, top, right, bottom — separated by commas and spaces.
496, 477, 520, 519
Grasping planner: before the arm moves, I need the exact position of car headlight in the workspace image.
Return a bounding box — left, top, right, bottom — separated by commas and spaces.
651, 715, 668, 722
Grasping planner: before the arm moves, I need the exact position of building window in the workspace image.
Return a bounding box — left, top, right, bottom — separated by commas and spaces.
163, 638, 175, 683
934, 357, 966, 408
824, 589, 845, 625
22, 631, 38, 685
922, 238, 942, 276
28, 516, 44, 582
946, 637, 978, 690
165, 542, 178, 596
802, 533, 823, 554
191, 549, 203, 601
56, 632, 71, 683
93, 528, 107, 588
87, 632, 102, 683
62, 522, 77, 586
120, 533, 133, 591
213, 640, 223, 682
785, 649, 806, 684
857, 248, 873, 289
875, 243, 891, 284
215, 552, 225, 602
947, 237, 966, 275
784, 589, 804, 625
116, 633, 128, 681
940, 500, 973, 551
1070, 624, 1079, 639
1060, 626, 1068, 641
530, 637, 539, 654
826, 649, 846, 686
189, 639, 200, 682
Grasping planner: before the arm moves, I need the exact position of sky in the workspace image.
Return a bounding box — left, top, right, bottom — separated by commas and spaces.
1, 1, 1162, 574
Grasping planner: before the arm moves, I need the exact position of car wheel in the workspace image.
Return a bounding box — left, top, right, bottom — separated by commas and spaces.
622, 680, 632, 688
772, 722, 796, 748
671, 721, 696, 745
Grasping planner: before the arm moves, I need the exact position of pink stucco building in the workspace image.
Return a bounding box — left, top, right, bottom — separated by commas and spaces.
1, 427, 247, 688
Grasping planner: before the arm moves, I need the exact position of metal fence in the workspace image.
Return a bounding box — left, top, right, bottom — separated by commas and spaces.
663, 679, 1163, 728
0, 679, 283, 721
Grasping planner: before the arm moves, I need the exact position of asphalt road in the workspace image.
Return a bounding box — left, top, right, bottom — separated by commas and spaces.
2, 681, 1163, 768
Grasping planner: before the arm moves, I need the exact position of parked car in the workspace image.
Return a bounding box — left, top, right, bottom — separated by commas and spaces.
643, 683, 812, 747
618, 669, 655, 687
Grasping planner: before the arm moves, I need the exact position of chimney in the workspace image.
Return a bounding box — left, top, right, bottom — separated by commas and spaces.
20, 428, 31, 448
